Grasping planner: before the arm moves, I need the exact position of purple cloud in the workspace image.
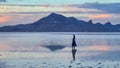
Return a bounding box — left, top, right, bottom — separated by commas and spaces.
72, 3, 120, 14
0, 0, 6, 2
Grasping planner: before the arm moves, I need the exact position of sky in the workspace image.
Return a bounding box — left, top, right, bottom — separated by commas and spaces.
0, 0, 120, 26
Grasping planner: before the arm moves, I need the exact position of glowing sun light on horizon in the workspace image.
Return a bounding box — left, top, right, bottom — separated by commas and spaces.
0, 16, 10, 23
90, 14, 111, 19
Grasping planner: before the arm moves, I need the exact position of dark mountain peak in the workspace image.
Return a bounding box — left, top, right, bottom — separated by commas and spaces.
104, 22, 112, 26
39, 13, 68, 24
48, 13, 58, 17
49, 13, 58, 16
46, 13, 67, 21
47, 13, 66, 18
35, 13, 67, 24
87, 20, 93, 24
88, 20, 92, 22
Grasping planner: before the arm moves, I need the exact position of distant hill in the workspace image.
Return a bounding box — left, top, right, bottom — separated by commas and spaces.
0, 13, 120, 32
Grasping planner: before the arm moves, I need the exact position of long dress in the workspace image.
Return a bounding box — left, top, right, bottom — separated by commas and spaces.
72, 35, 77, 49
72, 39, 77, 47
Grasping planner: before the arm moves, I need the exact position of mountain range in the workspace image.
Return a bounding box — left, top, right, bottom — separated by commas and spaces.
0, 13, 120, 32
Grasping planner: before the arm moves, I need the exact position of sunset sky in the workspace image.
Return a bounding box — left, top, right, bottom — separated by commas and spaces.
0, 0, 120, 26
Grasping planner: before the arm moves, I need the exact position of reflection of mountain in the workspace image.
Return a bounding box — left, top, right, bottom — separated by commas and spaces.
0, 13, 120, 32
43, 45, 65, 51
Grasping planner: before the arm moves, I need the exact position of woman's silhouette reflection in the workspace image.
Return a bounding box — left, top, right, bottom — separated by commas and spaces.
72, 49, 77, 61
72, 34, 77, 61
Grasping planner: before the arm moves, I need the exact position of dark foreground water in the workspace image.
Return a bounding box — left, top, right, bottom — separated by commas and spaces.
0, 32, 120, 68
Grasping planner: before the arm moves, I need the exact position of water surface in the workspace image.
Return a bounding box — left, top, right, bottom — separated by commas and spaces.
0, 32, 120, 68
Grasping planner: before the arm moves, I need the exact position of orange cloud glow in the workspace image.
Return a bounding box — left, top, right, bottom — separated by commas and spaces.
90, 14, 111, 19
0, 16, 11, 23
88, 45, 110, 51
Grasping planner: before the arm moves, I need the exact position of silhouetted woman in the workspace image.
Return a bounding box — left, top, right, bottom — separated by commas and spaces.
72, 34, 77, 49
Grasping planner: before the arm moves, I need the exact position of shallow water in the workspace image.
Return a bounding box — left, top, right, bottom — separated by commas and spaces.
0, 32, 120, 68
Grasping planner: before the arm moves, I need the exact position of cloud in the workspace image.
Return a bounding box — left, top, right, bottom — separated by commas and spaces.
1, 3, 120, 14
0, 0, 6, 2
77, 3, 120, 14
0, 15, 11, 23
0, 4, 102, 14
0, 13, 47, 26
90, 14, 111, 19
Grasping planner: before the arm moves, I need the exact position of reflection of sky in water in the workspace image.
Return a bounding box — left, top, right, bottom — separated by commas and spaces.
0, 32, 120, 60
